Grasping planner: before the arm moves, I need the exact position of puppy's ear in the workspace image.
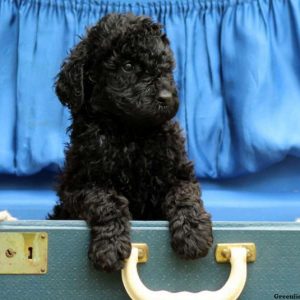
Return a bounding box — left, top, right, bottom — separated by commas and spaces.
56, 15, 122, 113
55, 40, 91, 113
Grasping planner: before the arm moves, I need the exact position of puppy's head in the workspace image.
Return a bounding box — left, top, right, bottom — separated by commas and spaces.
56, 13, 179, 128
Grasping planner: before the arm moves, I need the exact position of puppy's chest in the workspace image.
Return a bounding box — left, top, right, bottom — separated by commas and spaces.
96, 134, 175, 188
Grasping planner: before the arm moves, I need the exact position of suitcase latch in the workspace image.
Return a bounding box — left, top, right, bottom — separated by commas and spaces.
0, 232, 48, 274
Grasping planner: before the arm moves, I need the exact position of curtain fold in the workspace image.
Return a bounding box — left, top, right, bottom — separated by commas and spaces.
0, 0, 18, 173
1, 0, 300, 178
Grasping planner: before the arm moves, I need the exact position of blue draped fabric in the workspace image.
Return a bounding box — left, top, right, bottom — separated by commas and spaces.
1, 0, 300, 178
0, 0, 18, 173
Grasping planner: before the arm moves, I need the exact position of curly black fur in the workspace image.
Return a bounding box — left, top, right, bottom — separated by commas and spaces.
49, 13, 213, 272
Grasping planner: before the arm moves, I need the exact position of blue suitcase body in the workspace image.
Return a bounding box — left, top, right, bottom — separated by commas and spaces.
1, 220, 300, 299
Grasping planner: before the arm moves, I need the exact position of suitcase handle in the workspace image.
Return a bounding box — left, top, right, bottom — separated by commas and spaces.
121, 243, 256, 300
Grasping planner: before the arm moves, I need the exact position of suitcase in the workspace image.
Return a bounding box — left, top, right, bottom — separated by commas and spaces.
0, 220, 299, 299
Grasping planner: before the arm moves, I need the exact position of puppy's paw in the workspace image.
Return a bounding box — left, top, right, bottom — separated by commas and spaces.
88, 236, 131, 272
170, 212, 213, 259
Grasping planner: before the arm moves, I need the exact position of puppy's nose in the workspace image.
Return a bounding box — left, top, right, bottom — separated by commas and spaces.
158, 90, 172, 105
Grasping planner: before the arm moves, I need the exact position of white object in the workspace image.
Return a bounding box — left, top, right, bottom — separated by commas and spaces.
0, 210, 17, 222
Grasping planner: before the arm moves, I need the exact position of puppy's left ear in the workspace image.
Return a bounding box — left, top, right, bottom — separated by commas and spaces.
55, 40, 92, 114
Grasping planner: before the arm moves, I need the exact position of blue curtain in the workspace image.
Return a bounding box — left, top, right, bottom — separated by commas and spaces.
1, 0, 300, 178
0, 0, 18, 173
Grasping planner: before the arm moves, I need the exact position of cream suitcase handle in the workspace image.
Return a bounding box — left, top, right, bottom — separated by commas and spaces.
122, 243, 256, 300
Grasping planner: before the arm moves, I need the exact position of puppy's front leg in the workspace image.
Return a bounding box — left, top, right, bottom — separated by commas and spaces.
163, 181, 213, 259
82, 188, 131, 272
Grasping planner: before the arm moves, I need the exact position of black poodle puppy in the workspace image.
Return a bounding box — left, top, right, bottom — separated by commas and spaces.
49, 13, 213, 272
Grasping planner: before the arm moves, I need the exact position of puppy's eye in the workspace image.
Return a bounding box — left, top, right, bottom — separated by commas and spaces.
122, 63, 134, 72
